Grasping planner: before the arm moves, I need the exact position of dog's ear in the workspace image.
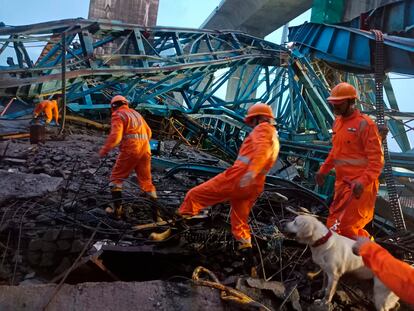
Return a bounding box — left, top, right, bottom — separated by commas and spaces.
296, 219, 314, 241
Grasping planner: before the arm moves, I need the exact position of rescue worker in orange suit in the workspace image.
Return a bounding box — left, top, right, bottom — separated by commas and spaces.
316, 82, 384, 239
99, 95, 157, 219
33, 98, 59, 125
353, 237, 414, 306
177, 103, 280, 251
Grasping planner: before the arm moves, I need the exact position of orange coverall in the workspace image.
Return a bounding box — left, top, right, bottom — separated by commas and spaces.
360, 241, 414, 305
33, 100, 59, 124
179, 122, 280, 243
99, 106, 155, 193
319, 110, 384, 239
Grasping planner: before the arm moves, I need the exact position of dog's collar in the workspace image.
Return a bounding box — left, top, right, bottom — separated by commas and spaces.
312, 230, 333, 248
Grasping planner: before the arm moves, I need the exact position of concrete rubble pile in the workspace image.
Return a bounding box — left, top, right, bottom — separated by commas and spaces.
0, 122, 407, 311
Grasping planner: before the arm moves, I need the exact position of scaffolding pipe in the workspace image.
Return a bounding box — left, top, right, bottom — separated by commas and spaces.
59, 32, 67, 135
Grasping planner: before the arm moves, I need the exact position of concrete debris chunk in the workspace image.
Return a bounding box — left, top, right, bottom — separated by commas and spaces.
0, 170, 63, 202
245, 277, 285, 298
42, 229, 61, 242
0, 281, 229, 311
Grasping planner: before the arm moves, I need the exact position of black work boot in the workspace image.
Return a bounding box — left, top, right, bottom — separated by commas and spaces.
111, 189, 124, 219
174, 210, 193, 230
148, 210, 188, 242
237, 241, 258, 277
145, 191, 163, 222
151, 206, 163, 223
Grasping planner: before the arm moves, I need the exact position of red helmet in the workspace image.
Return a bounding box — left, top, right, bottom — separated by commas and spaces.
244, 103, 274, 123
110, 95, 129, 110
327, 82, 358, 103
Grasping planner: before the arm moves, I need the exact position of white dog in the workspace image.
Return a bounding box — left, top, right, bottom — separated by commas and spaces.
284, 215, 399, 310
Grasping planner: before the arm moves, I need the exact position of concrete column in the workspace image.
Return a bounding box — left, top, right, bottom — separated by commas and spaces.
225, 65, 261, 106
343, 0, 400, 21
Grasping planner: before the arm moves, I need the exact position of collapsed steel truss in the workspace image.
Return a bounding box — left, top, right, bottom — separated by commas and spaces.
2, 18, 414, 148
0, 18, 334, 140
1, 16, 414, 233
1, 18, 414, 166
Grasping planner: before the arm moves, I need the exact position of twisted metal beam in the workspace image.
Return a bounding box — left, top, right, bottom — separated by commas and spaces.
0, 18, 333, 140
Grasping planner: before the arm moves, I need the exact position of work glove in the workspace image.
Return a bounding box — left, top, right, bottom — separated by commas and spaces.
350, 180, 364, 199
352, 236, 371, 256
239, 171, 254, 188
315, 172, 326, 186
98, 148, 107, 158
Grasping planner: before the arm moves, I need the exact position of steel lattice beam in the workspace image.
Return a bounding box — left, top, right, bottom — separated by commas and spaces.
0, 18, 332, 140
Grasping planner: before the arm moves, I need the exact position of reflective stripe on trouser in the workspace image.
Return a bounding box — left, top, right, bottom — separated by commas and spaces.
179, 168, 261, 241
326, 180, 378, 239
110, 151, 155, 193
237, 155, 268, 176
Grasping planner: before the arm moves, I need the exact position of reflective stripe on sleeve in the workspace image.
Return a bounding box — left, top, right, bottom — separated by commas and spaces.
237, 155, 251, 164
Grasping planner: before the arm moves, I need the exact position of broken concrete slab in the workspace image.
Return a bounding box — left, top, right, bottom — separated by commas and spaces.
0, 281, 237, 311
233, 277, 300, 310
0, 170, 63, 202
245, 277, 285, 298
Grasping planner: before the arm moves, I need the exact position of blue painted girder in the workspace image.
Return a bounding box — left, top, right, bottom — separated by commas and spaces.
192, 114, 414, 178
0, 19, 337, 141
289, 22, 414, 74
0, 19, 287, 113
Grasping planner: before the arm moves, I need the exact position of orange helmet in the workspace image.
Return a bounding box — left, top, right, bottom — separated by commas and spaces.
244, 103, 274, 123
327, 82, 358, 103
110, 95, 129, 110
